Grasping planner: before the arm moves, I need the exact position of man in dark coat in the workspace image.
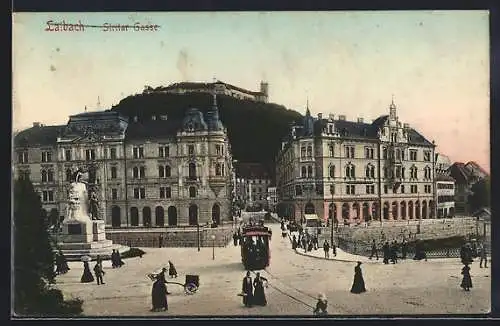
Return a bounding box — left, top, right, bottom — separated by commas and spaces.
241, 271, 254, 307
323, 240, 330, 259
233, 233, 239, 246
159, 234, 164, 248
332, 242, 337, 257
401, 240, 408, 259
151, 278, 168, 311
369, 239, 378, 260
382, 242, 390, 264
93, 261, 105, 285
390, 241, 398, 264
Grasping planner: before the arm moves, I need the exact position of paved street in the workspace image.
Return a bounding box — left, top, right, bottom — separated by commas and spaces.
54, 221, 491, 316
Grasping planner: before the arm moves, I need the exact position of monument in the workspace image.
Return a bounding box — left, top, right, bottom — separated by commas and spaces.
57, 167, 129, 261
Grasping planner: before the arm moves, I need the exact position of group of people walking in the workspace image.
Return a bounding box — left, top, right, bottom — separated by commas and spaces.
291, 231, 320, 253
80, 255, 106, 285
368, 239, 426, 263
111, 249, 125, 268
240, 271, 269, 307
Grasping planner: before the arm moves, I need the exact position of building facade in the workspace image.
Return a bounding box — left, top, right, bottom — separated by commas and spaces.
13, 95, 233, 228
448, 161, 489, 215
267, 186, 278, 212
143, 80, 269, 103
234, 162, 272, 210
276, 101, 437, 225
436, 174, 455, 218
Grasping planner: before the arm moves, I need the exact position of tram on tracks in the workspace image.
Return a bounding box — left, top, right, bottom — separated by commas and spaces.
240, 223, 272, 271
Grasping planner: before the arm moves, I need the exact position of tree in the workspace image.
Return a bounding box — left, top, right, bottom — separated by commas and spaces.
468, 177, 491, 214
13, 178, 82, 316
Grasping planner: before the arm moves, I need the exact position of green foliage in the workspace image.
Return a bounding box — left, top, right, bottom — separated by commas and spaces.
468, 177, 491, 213
13, 178, 83, 317
121, 247, 146, 259
111, 92, 303, 178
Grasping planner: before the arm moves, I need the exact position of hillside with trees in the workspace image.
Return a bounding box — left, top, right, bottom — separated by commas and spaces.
111, 93, 303, 179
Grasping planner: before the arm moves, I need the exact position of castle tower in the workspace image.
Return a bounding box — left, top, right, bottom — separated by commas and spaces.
260, 81, 269, 103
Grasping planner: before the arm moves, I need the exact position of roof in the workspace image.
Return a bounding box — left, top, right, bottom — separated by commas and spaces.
14, 125, 65, 147
436, 174, 455, 182
472, 207, 491, 219
448, 162, 470, 184
125, 119, 182, 141
465, 161, 489, 176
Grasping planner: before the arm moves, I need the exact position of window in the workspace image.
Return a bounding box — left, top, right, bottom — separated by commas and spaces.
158, 166, 164, 178
346, 185, 355, 195
365, 147, 374, 159
410, 150, 417, 161
42, 190, 54, 202
65, 169, 72, 181
160, 186, 172, 199
300, 146, 306, 158
329, 165, 335, 178
410, 166, 418, 179
216, 145, 223, 156
402, 167, 406, 179
295, 185, 303, 196
365, 165, 375, 178
401, 150, 405, 161
110, 148, 117, 159
345, 165, 356, 178
396, 166, 401, 178
18, 170, 30, 180
306, 145, 312, 158
401, 185, 405, 193
159, 145, 170, 158
384, 185, 388, 194
329, 184, 335, 195
17, 151, 28, 164
135, 188, 146, 199
366, 185, 375, 194
111, 167, 117, 179
47, 170, 54, 182
344, 146, 355, 158
307, 166, 313, 178
301, 166, 306, 178
424, 166, 432, 179
411, 185, 418, 193
139, 166, 145, 178
424, 185, 432, 193
111, 188, 118, 200
41, 170, 48, 182
423, 151, 431, 162
41, 151, 52, 162
188, 145, 195, 156
133, 167, 139, 178
65, 149, 72, 161
383, 147, 387, 159
329, 145, 334, 157
133, 147, 144, 159
133, 188, 139, 199
189, 186, 197, 198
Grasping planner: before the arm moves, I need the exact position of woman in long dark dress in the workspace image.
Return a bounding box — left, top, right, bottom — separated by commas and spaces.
81, 261, 94, 283
151, 278, 168, 311
252, 272, 268, 306
350, 261, 366, 294
460, 263, 473, 291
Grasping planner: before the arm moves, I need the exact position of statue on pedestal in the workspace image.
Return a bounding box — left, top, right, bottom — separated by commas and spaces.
64, 166, 102, 223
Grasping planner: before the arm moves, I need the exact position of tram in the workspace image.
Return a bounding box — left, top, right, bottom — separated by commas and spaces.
240, 223, 272, 271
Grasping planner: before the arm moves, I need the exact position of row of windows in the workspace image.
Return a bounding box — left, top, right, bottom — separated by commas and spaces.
297, 146, 432, 161
299, 165, 432, 180
437, 183, 454, 189
131, 186, 198, 199
294, 183, 434, 196
438, 195, 455, 203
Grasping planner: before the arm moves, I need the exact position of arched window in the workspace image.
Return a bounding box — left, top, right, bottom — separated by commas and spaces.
111, 166, 117, 179
41, 170, 48, 182
189, 186, 197, 198
189, 163, 196, 179
307, 166, 313, 178
365, 165, 371, 178
345, 165, 350, 178
329, 145, 334, 157
65, 169, 72, 181
216, 163, 222, 176
301, 166, 306, 178
383, 147, 387, 159
165, 166, 171, 177
158, 166, 165, 178
350, 165, 356, 178
329, 165, 335, 178
370, 166, 375, 178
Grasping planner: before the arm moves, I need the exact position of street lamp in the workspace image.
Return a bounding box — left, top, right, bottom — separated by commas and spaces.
330, 184, 334, 246
211, 234, 216, 260
197, 223, 200, 252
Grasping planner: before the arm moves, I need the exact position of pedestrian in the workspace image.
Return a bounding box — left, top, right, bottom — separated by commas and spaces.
241, 271, 254, 307
80, 260, 94, 283
111, 249, 118, 268
382, 241, 390, 264
252, 272, 268, 306
151, 277, 168, 311
460, 263, 473, 291
233, 233, 239, 246
93, 261, 105, 285
350, 261, 366, 294
369, 239, 378, 260
157, 267, 172, 294
479, 243, 488, 268
292, 235, 298, 250
313, 293, 328, 316
116, 250, 125, 267
168, 260, 178, 278
159, 234, 163, 248
323, 240, 330, 259
401, 240, 408, 259
390, 241, 398, 264
332, 242, 337, 257
55, 250, 70, 274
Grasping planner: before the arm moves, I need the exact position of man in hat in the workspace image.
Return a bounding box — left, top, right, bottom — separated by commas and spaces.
157, 267, 171, 294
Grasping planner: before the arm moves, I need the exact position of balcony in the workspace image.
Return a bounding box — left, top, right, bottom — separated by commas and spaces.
209, 175, 227, 184
184, 176, 201, 184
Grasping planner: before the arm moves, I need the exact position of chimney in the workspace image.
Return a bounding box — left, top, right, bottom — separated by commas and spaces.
160, 114, 168, 120
33, 122, 40, 127
357, 117, 364, 123
338, 115, 346, 121
317, 113, 323, 120
151, 115, 156, 120
328, 114, 335, 121
133, 116, 138, 122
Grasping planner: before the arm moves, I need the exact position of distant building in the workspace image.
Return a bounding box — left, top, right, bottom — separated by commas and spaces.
267, 186, 278, 212
13, 93, 233, 228
435, 153, 452, 175
234, 162, 272, 210
143, 80, 269, 103
448, 161, 489, 215
464, 161, 489, 180
436, 174, 455, 218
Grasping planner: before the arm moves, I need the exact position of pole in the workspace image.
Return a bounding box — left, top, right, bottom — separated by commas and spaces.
197, 223, 200, 252
417, 192, 421, 234
330, 187, 334, 246
212, 238, 215, 260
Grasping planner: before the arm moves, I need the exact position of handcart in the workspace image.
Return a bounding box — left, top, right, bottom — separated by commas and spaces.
148, 272, 199, 295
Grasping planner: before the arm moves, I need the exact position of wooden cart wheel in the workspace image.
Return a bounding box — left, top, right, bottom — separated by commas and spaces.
184, 283, 198, 294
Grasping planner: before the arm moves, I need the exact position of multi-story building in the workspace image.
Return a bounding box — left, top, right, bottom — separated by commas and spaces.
234, 162, 272, 210
267, 186, 278, 212
276, 100, 437, 225
143, 80, 269, 103
436, 174, 455, 218
448, 161, 489, 215
13, 94, 233, 228
435, 153, 452, 175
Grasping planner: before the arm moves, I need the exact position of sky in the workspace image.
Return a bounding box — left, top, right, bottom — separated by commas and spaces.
12, 11, 490, 172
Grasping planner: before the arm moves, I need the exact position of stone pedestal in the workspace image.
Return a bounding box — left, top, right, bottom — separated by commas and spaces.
57, 219, 129, 261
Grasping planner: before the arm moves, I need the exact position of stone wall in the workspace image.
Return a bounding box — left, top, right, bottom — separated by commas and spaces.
106, 226, 234, 248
